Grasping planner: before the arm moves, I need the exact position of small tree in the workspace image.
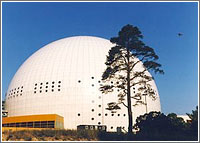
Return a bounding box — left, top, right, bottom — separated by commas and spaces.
100, 24, 164, 134
134, 112, 188, 141
134, 112, 171, 135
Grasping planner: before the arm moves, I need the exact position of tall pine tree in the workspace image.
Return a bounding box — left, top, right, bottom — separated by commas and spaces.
100, 24, 164, 134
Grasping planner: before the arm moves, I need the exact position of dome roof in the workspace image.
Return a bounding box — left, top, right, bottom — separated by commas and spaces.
6, 36, 161, 131
9, 36, 112, 88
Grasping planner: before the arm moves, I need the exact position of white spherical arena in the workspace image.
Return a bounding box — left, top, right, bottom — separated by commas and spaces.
5, 36, 161, 131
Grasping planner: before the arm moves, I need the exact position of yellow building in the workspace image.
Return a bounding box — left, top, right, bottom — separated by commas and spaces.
2, 114, 64, 130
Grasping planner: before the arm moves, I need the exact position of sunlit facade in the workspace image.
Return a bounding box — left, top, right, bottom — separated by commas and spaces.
5, 36, 161, 131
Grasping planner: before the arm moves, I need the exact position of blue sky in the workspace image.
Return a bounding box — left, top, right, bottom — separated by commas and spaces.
2, 2, 198, 115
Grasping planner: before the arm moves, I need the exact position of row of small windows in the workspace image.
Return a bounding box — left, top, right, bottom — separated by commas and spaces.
79, 125, 106, 131
7, 93, 23, 99
77, 79, 126, 88
7, 86, 24, 99
34, 89, 61, 94
34, 85, 61, 90
110, 126, 125, 129
81, 125, 125, 130
34, 81, 61, 94
8, 86, 23, 96
3, 121, 55, 128
77, 113, 126, 117
9, 86, 23, 92
35, 81, 61, 86
77, 113, 126, 126
8, 90, 23, 96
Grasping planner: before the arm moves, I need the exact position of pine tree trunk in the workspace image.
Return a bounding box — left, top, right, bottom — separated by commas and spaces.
127, 47, 133, 136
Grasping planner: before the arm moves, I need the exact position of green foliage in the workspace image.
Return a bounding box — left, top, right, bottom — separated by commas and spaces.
167, 113, 187, 130
134, 112, 172, 134
134, 110, 198, 141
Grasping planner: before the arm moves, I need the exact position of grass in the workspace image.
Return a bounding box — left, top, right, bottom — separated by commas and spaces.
2, 129, 99, 141
2, 128, 197, 141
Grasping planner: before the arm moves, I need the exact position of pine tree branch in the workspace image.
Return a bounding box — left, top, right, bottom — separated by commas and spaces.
121, 101, 128, 108
129, 54, 149, 71
130, 78, 152, 87
120, 54, 128, 66
130, 60, 140, 71
129, 69, 147, 81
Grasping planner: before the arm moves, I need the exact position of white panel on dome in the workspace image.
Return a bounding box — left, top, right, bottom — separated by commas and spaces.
6, 36, 161, 132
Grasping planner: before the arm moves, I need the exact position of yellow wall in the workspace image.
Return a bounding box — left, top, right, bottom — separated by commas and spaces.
2, 114, 63, 123
2, 114, 64, 129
